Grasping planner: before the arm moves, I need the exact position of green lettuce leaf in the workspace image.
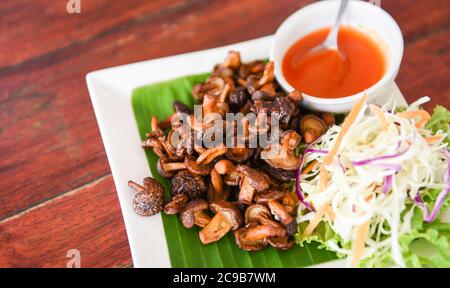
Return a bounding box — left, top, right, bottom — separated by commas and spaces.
426, 105, 450, 145
297, 207, 450, 267
361, 208, 450, 268
295, 221, 347, 259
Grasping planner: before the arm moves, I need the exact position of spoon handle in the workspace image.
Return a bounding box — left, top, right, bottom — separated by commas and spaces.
323, 0, 349, 48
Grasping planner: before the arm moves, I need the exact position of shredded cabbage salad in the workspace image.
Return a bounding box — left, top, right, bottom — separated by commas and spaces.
295, 97, 450, 267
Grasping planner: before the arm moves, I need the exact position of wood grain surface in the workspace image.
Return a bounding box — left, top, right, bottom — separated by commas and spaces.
0, 0, 448, 267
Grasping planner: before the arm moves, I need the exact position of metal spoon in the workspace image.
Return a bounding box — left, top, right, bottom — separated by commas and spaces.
310, 0, 349, 60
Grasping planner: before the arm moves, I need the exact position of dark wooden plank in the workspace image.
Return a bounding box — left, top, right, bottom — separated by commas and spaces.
0, 0, 188, 67
0, 0, 314, 77
1, 0, 447, 72
382, 0, 450, 44
0, 176, 132, 268
0, 0, 313, 219
397, 28, 450, 110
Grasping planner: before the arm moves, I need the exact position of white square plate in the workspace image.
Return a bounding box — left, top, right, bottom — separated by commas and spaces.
86, 35, 407, 268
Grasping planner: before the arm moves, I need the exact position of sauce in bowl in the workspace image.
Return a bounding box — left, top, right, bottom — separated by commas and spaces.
282, 26, 386, 98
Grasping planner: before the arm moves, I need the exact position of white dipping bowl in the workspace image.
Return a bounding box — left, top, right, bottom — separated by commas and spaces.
270, 0, 404, 113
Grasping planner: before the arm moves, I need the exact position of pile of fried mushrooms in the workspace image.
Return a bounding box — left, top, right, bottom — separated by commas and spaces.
128, 51, 334, 251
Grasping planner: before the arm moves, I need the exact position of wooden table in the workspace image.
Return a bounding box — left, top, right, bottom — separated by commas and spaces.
0, 0, 448, 268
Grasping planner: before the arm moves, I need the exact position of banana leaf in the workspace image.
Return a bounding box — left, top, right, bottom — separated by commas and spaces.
131, 73, 338, 267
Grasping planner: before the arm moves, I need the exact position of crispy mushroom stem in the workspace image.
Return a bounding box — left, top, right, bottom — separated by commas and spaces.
194, 211, 211, 228
194, 145, 206, 154
223, 51, 241, 69
157, 158, 186, 178
238, 177, 256, 205
142, 116, 169, 157
199, 211, 233, 244
218, 83, 231, 103
196, 145, 227, 165
163, 162, 186, 171
142, 137, 162, 150
210, 169, 224, 196
238, 60, 265, 79
207, 182, 229, 204
203, 94, 229, 117
128, 180, 145, 193
199, 201, 243, 244
236, 165, 270, 203
258, 61, 274, 86
151, 116, 161, 134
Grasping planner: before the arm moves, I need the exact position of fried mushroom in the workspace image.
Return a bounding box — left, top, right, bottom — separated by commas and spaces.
173, 100, 192, 114
258, 61, 275, 86
321, 112, 336, 126
263, 130, 302, 171
259, 161, 296, 181
164, 193, 189, 215
184, 155, 211, 176
207, 169, 229, 202
228, 87, 250, 112
245, 204, 285, 230
238, 60, 265, 79
225, 147, 253, 163
128, 177, 165, 216
300, 114, 328, 144
179, 199, 211, 228
214, 159, 240, 186
267, 199, 297, 236
253, 187, 286, 204
236, 165, 270, 204
233, 222, 267, 251
171, 170, 207, 199
196, 145, 228, 165
157, 158, 186, 178
223, 50, 241, 69
267, 235, 293, 250
199, 201, 243, 244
